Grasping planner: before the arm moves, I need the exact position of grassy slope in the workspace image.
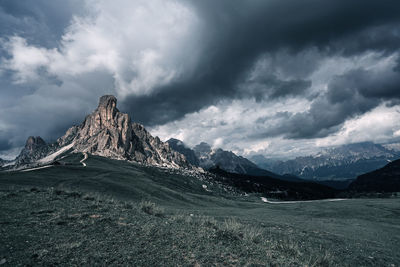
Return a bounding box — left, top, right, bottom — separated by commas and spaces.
0, 154, 400, 266
0, 154, 233, 207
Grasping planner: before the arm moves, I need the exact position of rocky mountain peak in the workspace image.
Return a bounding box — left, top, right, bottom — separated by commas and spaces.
167, 138, 185, 146
97, 95, 119, 126
55, 95, 191, 168
12, 95, 191, 169
25, 136, 46, 151
194, 142, 212, 155
15, 136, 49, 165
167, 138, 200, 166
98, 95, 117, 109
71, 95, 133, 155
169, 140, 275, 176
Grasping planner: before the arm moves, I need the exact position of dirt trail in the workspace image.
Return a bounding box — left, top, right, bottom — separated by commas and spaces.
80, 152, 88, 167
261, 197, 347, 204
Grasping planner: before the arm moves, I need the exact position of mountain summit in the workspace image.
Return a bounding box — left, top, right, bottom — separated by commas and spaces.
13, 95, 191, 169
58, 95, 134, 159
15, 136, 49, 166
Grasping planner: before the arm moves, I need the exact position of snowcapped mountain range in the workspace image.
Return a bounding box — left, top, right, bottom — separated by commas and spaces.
251, 142, 400, 181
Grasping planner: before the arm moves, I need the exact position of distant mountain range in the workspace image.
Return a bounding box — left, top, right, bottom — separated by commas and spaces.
167, 139, 269, 175
167, 138, 300, 182
251, 142, 400, 181
192, 141, 272, 176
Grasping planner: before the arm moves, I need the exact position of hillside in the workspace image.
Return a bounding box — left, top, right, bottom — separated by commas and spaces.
209, 167, 337, 200
1, 153, 399, 266
0, 153, 224, 206
349, 159, 400, 192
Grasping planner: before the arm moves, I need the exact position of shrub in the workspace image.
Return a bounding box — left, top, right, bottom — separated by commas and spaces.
306, 249, 333, 267
169, 214, 186, 223
216, 218, 243, 241
242, 225, 262, 243
197, 215, 217, 227
139, 201, 165, 217
222, 218, 241, 233
275, 237, 301, 257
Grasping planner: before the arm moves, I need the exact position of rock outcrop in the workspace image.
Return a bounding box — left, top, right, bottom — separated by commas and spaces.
15, 136, 50, 165
167, 138, 200, 166
193, 142, 273, 176
166, 139, 278, 177
56, 95, 190, 168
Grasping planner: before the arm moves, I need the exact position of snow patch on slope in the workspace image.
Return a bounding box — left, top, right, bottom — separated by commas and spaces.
38, 143, 74, 164
2, 161, 16, 167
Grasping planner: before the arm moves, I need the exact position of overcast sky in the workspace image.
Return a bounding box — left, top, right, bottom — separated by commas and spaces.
1, 0, 400, 159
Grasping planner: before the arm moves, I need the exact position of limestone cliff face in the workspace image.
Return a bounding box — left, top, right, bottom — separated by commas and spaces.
57, 95, 190, 168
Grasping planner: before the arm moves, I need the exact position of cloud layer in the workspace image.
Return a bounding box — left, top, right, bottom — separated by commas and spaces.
1, 0, 400, 158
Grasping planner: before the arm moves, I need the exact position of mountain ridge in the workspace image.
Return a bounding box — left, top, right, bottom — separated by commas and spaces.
251, 142, 400, 181
167, 138, 302, 182
8, 95, 191, 170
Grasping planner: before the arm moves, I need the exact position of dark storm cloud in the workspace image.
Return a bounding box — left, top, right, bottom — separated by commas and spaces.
0, 69, 116, 151
328, 68, 400, 100
393, 56, 400, 72
0, 0, 84, 48
241, 74, 312, 102
255, 65, 400, 139
122, 0, 400, 126
338, 23, 400, 56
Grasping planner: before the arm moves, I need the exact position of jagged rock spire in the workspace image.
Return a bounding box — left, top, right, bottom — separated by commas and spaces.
55, 95, 191, 168
97, 95, 119, 126
98, 95, 117, 109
